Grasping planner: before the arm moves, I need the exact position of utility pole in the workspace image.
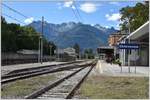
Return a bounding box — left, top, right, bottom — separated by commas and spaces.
128, 17, 131, 73
38, 33, 41, 63
40, 16, 44, 64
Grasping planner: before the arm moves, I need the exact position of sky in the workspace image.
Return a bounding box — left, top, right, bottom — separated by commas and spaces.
2, 0, 143, 30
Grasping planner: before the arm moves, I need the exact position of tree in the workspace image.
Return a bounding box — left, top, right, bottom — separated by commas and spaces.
49, 41, 56, 56
1, 16, 7, 24
16, 26, 39, 50
84, 48, 94, 59
120, 1, 149, 33
1, 16, 56, 56
1, 20, 20, 52
43, 40, 56, 55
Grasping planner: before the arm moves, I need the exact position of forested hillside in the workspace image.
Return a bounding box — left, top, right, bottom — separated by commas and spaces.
1, 17, 56, 55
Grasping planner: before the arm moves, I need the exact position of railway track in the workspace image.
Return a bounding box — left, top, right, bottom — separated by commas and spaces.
25, 60, 97, 99
2, 60, 85, 79
1, 60, 94, 84
4, 60, 85, 76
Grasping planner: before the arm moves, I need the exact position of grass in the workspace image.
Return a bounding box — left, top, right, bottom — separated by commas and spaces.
76, 75, 149, 99
1, 73, 58, 99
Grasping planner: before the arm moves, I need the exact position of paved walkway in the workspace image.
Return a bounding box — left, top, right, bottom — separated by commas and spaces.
92, 60, 149, 77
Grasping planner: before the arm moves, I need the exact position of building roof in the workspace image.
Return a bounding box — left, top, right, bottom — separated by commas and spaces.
64, 47, 76, 55
17, 49, 38, 55
97, 46, 114, 49
110, 33, 119, 35
117, 35, 127, 42
55, 47, 76, 56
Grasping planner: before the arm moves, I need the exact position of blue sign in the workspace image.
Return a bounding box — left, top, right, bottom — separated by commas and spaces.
118, 43, 139, 49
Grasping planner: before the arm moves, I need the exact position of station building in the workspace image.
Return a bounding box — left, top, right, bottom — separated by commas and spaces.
108, 32, 126, 59
97, 32, 125, 61
108, 32, 124, 46
118, 21, 149, 66
55, 47, 77, 61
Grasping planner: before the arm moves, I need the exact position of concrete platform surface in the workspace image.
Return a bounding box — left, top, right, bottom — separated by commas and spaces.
92, 60, 149, 77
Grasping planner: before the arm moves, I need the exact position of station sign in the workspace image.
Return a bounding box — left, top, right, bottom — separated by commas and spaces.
118, 43, 139, 49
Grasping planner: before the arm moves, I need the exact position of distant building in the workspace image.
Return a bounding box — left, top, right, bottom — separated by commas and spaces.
108, 32, 127, 59
17, 49, 38, 55
64, 47, 76, 57
108, 32, 125, 46
55, 47, 76, 57
55, 47, 77, 61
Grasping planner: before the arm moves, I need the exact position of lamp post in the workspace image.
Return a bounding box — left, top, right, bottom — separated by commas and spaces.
127, 17, 131, 73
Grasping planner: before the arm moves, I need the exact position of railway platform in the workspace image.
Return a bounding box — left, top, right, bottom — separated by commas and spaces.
92, 60, 149, 77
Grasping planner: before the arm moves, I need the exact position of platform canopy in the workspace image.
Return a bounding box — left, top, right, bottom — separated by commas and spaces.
97, 46, 114, 54
126, 21, 149, 40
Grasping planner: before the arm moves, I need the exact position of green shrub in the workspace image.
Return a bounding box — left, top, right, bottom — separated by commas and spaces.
113, 59, 122, 65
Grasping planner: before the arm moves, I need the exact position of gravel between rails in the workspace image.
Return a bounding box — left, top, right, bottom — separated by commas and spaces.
1, 62, 93, 84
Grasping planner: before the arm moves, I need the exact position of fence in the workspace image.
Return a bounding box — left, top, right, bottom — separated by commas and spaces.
1, 53, 56, 66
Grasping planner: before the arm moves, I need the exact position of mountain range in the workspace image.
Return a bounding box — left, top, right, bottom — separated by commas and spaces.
28, 21, 118, 52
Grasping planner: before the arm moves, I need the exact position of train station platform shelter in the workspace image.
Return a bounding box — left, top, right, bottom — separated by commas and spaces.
118, 21, 149, 66
97, 46, 114, 60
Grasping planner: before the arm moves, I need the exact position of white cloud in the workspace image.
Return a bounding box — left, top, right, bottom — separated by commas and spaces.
116, 23, 121, 30
80, 2, 97, 13
24, 17, 34, 24
105, 14, 109, 18
105, 13, 121, 21
71, 5, 76, 9
63, 0, 73, 8
57, 2, 62, 9
109, 2, 120, 6
62, 0, 76, 10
